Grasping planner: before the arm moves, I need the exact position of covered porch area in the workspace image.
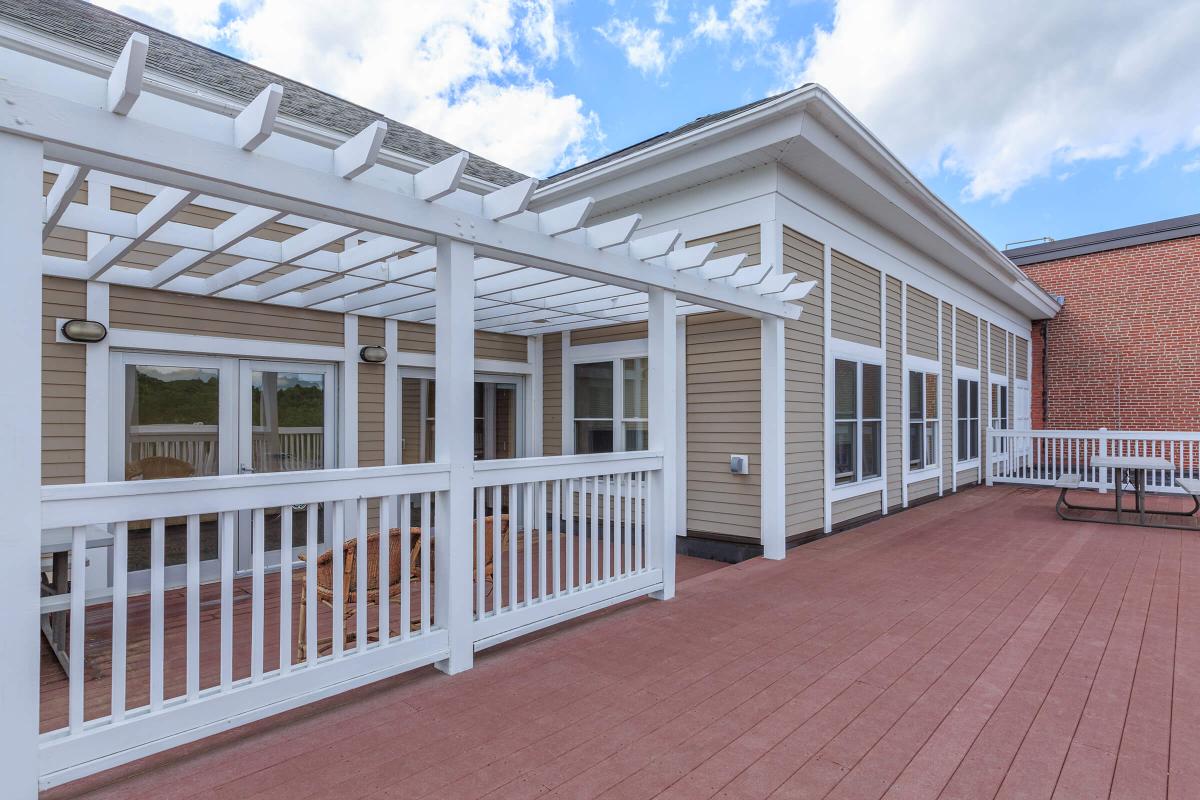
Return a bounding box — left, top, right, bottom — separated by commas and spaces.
43, 484, 1200, 800
0, 31, 807, 796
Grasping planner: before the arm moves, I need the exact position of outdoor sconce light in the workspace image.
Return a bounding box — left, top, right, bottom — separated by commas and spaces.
60, 319, 108, 343
359, 345, 388, 363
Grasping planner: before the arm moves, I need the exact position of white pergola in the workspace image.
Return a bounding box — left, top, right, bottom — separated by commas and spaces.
0, 33, 810, 796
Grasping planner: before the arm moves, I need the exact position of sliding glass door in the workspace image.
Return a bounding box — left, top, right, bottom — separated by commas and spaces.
399, 368, 525, 464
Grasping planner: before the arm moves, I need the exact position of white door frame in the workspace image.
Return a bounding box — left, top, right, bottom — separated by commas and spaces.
397, 366, 527, 462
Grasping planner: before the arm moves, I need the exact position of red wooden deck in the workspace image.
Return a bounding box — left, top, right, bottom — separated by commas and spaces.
43, 485, 1200, 799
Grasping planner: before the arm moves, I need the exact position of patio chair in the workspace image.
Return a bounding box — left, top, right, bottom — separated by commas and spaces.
124, 456, 195, 481
296, 516, 508, 660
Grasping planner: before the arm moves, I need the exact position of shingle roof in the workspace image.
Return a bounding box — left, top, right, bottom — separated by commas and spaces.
0, 0, 528, 187
542, 89, 801, 186
1005, 212, 1200, 266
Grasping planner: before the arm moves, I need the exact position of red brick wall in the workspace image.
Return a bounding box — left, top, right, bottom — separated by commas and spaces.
1021, 234, 1200, 431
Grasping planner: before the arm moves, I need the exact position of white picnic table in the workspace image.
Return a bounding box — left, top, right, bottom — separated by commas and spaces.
1090, 455, 1174, 526
41, 525, 113, 676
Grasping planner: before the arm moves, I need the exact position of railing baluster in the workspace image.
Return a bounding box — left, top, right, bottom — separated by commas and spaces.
552, 479, 562, 597
400, 494, 412, 639
332, 500, 345, 658
577, 478, 586, 589
251, 508, 265, 682
68, 525, 87, 734
624, 473, 633, 577
305, 503, 318, 662
491, 484, 502, 614
637, 471, 645, 572
614, 473, 624, 579
524, 482, 534, 604
355, 498, 368, 653
566, 478, 576, 593
186, 514, 200, 698
507, 484, 518, 609
420, 492, 431, 633
220, 510, 235, 689
111, 521, 128, 722
538, 480, 547, 601
589, 476, 599, 586
279, 508, 292, 673
603, 474, 613, 582
476, 486, 485, 618
379, 495, 391, 644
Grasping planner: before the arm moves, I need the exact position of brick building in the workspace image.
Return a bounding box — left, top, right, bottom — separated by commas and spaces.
1006, 214, 1200, 431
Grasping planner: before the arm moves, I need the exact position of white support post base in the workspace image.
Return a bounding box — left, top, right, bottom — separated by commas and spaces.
760, 316, 786, 559
648, 288, 677, 600
434, 236, 475, 674
0, 132, 44, 800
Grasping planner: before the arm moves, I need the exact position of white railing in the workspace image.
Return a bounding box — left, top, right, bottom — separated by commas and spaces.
987, 428, 1200, 492
39, 463, 449, 787
470, 451, 664, 650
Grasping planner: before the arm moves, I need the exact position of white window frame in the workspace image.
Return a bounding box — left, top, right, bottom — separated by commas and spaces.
904, 354, 941, 481
830, 340, 885, 501
954, 366, 981, 466
988, 371, 1009, 461
564, 338, 650, 455
396, 365, 527, 463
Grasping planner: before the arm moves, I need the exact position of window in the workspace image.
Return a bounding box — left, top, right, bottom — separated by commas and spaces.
956, 378, 980, 461
573, 356, 649, 454
908, 370, 939, 470
990, 383, 1008, 454
834, 358, 882, 485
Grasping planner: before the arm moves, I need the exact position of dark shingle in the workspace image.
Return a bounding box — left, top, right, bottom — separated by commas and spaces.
0, 0, 528, 186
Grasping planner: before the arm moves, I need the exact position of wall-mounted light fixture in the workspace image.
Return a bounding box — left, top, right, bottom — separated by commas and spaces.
359, 345, 388, 363
59, 319, 108, 343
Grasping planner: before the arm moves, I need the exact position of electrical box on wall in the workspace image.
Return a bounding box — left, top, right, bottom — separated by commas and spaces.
730, 454, 750, 475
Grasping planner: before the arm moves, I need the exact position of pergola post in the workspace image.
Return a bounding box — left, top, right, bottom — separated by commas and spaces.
0, 132, 44, 799
433, 236, 475, 674
761, 316, 786, 559
648, 287, 677, 600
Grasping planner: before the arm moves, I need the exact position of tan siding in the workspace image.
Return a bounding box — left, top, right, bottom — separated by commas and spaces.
886, 277, 903, 510
942, 303, 954, 489
955, 309, 979, 367
908, 477, 939, 502
109, 285, 344, 346
783, 228, 824, 535
989, 324, 1006, 372
957, 468, 979, 487
1015, 336, 1029, 380
43, 277, 87, 485
357, 317, 385, 468
543, 333, 562, 456
570, 322, 647, 346
905, 287, 938, 360
833, 492, 881, 526
684, 225, 763, 541
476, 331, 528, 362
396, 321, 435, 354
830, 251, 881, 347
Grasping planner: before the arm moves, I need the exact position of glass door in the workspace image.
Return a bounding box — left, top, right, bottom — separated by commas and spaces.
237, 361, 337, 569
110, 352, 237, 590
399, 368, 524, 463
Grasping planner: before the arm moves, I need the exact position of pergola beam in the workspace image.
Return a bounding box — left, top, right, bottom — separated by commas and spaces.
86, 186, 197, 279
106, 34, 147, 116
42, 165, 88, 240
233, 84, 283, 152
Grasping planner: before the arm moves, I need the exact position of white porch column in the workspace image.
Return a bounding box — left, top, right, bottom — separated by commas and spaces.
648, 287, 677, 600
760, 316, 786, 559
433, 236, 475, 674
0, 132, 44, 799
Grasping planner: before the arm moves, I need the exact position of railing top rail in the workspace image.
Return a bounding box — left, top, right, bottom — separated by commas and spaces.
473, 451, 664, 486
42, 462, 452, 529
991, 428, 1200, 441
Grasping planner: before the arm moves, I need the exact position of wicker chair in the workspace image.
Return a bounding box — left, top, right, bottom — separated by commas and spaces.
296, 515, 508, 660
124, 456, 195, 481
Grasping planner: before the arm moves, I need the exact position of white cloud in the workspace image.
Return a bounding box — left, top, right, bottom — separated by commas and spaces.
91, 0, 598, 177
595, 17, 680, 77
799, 0, 1200, 200
1184, 159, 1200, 174
691, 0, 773, 44
651, 0, 673, 25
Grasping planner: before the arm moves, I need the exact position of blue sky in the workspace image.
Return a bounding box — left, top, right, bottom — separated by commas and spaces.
97, 0, 1200, 250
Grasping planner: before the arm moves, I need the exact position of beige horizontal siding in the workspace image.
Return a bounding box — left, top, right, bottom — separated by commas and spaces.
570, 322, 647, 346
886, 277, 903, 509
358, 316, 386, 468
830, 251, 881, 347
397, 321, 435, 354
43, 277, 87, 485
906, 287, 938, 360
109, 285, 344, 346
685, 225, 762, 541
908, 477, 939, 502
783, 228, 824, 536
956, 468, 979, 488
955, 309, 979, 367
396, 321, 529, 362
1015, 336, 1029, 380
989, 324, 1006, 373
833, 492, 881, 526
543, 333, 562, 457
